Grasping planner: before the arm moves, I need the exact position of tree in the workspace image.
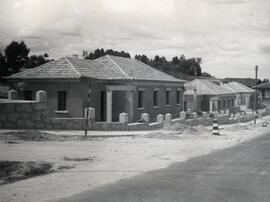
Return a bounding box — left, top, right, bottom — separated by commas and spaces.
5, 41, 30, 73
23, 53, 51, 69
85, 48, 131, 60
0, 52, 8, 80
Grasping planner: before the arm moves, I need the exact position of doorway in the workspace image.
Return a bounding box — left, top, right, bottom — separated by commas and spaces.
100, 91, 106, 121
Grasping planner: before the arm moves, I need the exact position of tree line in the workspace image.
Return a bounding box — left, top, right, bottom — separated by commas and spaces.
3, 42, 268, 84
0, 41, 51, 80
84, 49, 211, 79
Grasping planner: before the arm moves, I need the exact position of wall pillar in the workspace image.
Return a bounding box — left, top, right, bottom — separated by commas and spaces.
106, 90, 112, 122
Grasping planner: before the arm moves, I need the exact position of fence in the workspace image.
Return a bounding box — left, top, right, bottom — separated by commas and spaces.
0, 90, 269, 131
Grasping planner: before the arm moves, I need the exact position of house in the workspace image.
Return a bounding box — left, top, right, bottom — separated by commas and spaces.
5, 55, 185, 122
221, 82, 255, 111
257, 82, 270, 100
184, 79, 235, 113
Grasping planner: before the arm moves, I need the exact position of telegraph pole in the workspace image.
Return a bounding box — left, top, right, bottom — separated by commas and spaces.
254, 65, 258, 124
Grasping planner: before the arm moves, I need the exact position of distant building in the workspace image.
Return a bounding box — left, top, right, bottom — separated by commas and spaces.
5, 55, 185, 122
222, 78, 256, 88
221, 82, 255, 111
257, 82, 270, 100
184, 79, 235, 113
184, 79, 255, 113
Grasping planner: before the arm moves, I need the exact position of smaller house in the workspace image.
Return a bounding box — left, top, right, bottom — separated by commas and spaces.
257, 82, 270, 100
184, 79, 235, 113
222, 82, 255, 111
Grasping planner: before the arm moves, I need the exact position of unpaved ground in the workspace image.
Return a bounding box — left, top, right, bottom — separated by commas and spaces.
0, 117, 270, 202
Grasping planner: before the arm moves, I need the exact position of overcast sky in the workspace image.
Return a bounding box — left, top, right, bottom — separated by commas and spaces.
0, 0, 269, 79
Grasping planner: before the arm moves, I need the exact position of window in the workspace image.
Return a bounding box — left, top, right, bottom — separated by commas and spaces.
153, 90, 159, 107
176, 90, 181, 105
138, 90, 144, 108
165, 90, 170, 106
57, 91, 66, 111
24, 90, 33, 100
223, 99, 226, 109
218, 100, 221, 110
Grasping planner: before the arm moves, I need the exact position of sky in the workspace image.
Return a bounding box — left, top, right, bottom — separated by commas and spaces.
0, 0, 269, 79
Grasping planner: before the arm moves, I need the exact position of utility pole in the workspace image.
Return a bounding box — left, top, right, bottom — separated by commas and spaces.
254, 65, 258, 124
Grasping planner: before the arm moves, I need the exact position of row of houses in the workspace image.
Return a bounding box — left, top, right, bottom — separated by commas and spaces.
2, 55, 257, 122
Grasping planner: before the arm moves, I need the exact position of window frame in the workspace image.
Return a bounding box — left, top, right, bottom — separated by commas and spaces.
153, 89, 159, 108
57, 91, 67, 111
176, 89, 181, 105
165, 89, 171, 106
138, 90, 144, 109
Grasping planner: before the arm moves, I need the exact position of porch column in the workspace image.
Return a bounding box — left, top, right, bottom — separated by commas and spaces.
106, 90, 112, 122
235, 95, 239, 106
127, 90, 134, 122
209, 99, 213, 113
193, 89, 197, 111
246, 94, 250, 108
214, 100, 218, 111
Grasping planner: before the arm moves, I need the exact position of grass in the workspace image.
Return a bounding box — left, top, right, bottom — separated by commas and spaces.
0, 161, 53, 185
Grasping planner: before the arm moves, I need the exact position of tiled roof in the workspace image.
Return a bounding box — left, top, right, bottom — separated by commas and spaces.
184, 79, 234, 95
6, 58, 81, 79
222, 78, 256, 87
6, 55, 184, 83
222, 82, 255, 93
257, 82, 270, 89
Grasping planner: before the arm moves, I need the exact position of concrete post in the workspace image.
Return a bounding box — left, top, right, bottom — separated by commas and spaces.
106, 90, 112, 122
165, 113, 172, 123
187, 109, 192, 118
180, 111, 186, 119
157, 114, 164, 124
119, 112, 128, 123
141, 113, 149, 123
36, 90, 47, 102
202, 112, 208, 119
235, 113, 240, 120
214, 111, 219, 118
225, 109, 230, 115
192, 112, 198, 119
8, 89, 17, 100
230, 114, 234, 119
220, 110, 225, 116
88, 107, 95, 120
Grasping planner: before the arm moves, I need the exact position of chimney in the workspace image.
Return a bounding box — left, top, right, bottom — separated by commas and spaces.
72, 54, 79, 58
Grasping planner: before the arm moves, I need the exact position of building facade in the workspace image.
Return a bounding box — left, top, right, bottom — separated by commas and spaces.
184, 79, 235, 113
6, 55, 185, 122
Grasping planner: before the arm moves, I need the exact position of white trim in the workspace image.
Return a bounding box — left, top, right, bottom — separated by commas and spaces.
138, 88, 146, 91
55, 110, 69, 114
